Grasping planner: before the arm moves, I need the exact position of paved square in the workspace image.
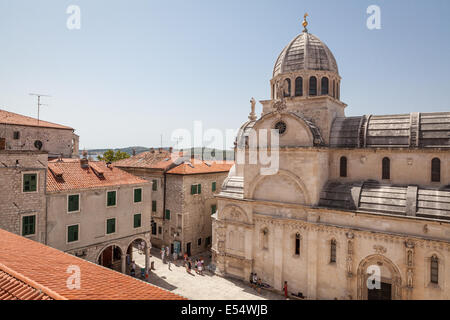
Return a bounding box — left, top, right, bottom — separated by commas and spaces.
131, 247, 284, 300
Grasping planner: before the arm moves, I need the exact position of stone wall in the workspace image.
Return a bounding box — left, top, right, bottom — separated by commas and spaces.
0, 151, 48, 243
0, 124, 78, 158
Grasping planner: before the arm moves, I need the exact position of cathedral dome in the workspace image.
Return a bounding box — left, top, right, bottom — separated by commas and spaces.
273, 31, 339, 77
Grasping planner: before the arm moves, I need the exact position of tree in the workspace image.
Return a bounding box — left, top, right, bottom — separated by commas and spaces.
97, 150, 130, 162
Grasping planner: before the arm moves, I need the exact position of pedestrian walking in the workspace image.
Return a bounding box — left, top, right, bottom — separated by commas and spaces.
161, 248, 165, 263
198, 259, 203, 275
168, 256, 172, 270
172, 251, 177, 266
284, 281, 288, 299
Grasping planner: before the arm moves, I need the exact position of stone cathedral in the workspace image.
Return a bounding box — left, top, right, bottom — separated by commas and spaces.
212, 17, 450, 300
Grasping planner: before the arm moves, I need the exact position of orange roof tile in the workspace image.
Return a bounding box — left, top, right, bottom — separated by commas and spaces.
47, 160, 148, 192
114, 150, 179, 170
0, 109, 73, 130
0, 229, 185, 300
166, 160, 234, 175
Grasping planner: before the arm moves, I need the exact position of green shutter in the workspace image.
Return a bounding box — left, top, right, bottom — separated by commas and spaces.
152, 200, 157, 212
191, 184, 196, 194
68, 194, 80, 212
107, 218, 116, 234
68, 225, 79, 242
107, 191, 116, 207
212, 181, 216, 192
165, 209, 171, 220
152, 180, 157, 191
134, 188, 142, 203
23, 174, 37, 192
134, 214, 141, 228
22, 215, 36, 236
197, 184, 201, 194
211, 204, 217, 215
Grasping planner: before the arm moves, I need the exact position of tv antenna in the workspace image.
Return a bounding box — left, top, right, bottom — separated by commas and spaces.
29, 93, 51, 124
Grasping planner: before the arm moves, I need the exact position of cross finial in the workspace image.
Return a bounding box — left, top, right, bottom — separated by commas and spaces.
302, 13, 309, 33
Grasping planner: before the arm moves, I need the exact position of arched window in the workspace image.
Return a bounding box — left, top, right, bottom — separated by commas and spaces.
382, 157, 390, 180
330, 239, 337, 263
332, 80, 336, 98
431, 158, 441, 182
295, 77, 303, 96
272, 84, 275, 99
262, 228, 269, 249
284, 78, 291, 97
340, 156, 347, 177
321, 77, 329, 95
336, 82, 340, 100
309, 76, 317, 96
295, 233, 301, 256
431, 255, 439, 284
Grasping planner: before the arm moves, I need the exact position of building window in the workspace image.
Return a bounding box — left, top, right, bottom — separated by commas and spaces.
211, 204, 217, 215
431, 255, 439, 284
330, 239, 337, 263
151, 221, 157, 235
309, 76, 317, 96
152, 180, 157, 191
152, 200, 157, 212
295, 77, 303, 96
106, 218, 116, 234
283, 78, 291, 97
205, 236, 211, 247
133, 214, 142, 228
67, 225, 79, 243
22, 215, 36, 236
321, 77, 329, 95
382, 157, 390, 180
340, 156, 348, 177
134, 188, 142, 203
23, 173, 37, 192
165, 209, 171, 220
274, 121, 287, 135
295, 233, 301, 256
198, 238, 202, 247
107, 191, 116, 207
212, 181, 217, 192
13, 131, 20, 140
68, 194, 80, 212
191, 184, 201, 195
158, 226, 162, 234
431, 158, 441, 182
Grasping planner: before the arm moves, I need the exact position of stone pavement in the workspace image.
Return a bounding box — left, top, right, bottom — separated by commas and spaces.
130, 247, 284, 300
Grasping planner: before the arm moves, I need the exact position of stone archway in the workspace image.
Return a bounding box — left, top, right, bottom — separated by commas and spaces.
126, 237, 151, 278
97, 244, 123, 273
357, 254, 402, 300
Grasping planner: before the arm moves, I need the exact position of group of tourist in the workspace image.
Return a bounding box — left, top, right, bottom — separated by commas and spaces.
183, 253, 205, 275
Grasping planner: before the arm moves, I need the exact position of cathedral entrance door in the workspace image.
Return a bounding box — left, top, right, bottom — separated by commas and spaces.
367, 282, 392, 300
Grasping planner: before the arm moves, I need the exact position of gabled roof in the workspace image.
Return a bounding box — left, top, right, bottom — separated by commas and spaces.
0, 229, 185, 300
166, 160, 234, 175
114, 150, 178, 170
0, 109, 73, 130
47, 160, 148, 192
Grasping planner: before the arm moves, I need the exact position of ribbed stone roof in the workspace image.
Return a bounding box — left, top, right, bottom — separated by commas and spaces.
273, 32, 339, 77
330, 112, 450, 148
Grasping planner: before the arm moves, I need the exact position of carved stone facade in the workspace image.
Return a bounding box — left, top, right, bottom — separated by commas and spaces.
212, 25, 450, 300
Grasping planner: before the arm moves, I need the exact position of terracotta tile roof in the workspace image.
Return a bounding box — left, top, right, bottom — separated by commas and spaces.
0, 109, 73, 130
166, 160, 234, 175
47, 160, 148, 192
0, 229, 186, 300
114, 150, 179, 170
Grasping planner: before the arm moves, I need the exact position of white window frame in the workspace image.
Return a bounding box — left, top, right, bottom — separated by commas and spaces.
106, 190, 118, 208
22, 171, 39, 194
133, 187, 143, 203
20, 213, 37, 237
66, 223, 80, 244
67, 193, 81, 213
105, 217, 117, 235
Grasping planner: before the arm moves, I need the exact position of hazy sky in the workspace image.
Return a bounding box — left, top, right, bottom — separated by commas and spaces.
1, 0, 449, 150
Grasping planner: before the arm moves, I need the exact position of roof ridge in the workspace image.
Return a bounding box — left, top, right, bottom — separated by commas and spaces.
0, 262, 66, 300
0, 108, 73, 130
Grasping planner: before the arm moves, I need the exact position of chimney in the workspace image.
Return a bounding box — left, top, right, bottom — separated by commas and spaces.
169, 147, 173, 153
132, 148, 136, 156
158, 147, 163, 153
150, 148, 155, 153
80, 149, 89, 168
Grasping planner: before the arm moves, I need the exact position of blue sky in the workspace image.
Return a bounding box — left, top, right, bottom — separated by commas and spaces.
1, 0, 449, 149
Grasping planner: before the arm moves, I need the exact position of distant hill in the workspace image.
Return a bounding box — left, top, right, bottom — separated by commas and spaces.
87, 146, 235, 161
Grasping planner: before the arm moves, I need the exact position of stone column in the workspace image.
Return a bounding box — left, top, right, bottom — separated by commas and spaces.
273, 222, 284, 291
121, 254, 126, 274
145, 245, 150, 271
306, 227, 318, 299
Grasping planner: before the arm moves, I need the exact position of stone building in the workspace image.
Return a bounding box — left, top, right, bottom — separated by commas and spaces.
0, 109, 79, 158
0, 150, 48, 244
45, 157, 152, 273
115, 149, 233, 255
212, 18, 450, 300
